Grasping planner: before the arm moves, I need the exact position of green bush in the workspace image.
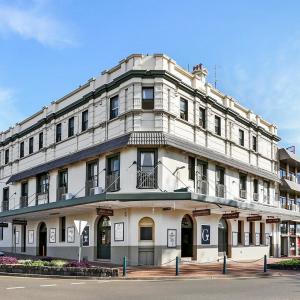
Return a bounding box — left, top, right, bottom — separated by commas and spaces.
18, 259, 67, 267
278, 259, 300, 266
49, 260, 66, 267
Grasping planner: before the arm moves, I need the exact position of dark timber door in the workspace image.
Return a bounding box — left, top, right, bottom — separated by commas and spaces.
181, 215, 193, 257
97, 216, 111, 259
38, 222, 47, 256
218, 218, 228, 255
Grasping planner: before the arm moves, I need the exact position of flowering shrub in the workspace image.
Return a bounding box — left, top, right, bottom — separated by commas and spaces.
0, 256, 18, 265
65, 261, 91, 268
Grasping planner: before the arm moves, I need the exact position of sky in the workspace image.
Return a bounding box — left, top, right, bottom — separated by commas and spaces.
0, 0, 300, 150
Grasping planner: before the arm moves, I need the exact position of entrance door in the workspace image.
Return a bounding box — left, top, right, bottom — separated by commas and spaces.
269, 236, 273, 257
38, 222, 47, 256
181, 215, 193, 257
97, 216, 111, 259
218, 218, 228, 256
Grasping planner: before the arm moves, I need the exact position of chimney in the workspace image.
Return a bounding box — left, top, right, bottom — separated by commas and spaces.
192, 64, 208, 84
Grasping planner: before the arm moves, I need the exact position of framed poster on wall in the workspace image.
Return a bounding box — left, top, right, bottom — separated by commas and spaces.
167, 229, 177, 248
255, 233, 260, 246
82, 226, 89, 246
67, 227, 75, 243
15, 231, 20, 244
244, 232, 250, 246
49, 228, 56, 243
232, 232, 238, 247
28, 230, 34, 244
114, 222, 124, 242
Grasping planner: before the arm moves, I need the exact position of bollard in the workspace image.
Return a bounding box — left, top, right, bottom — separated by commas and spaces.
223, 255, 227, 274
175, 256, 179, 276
123, 256, 127, 277
264, 255, 267, 273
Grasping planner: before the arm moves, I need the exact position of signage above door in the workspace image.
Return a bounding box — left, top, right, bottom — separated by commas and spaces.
266, 218, 281, 224
247, 215, 262, 222
193, 209, 211, 217
96, 208, 114, 216
222, 212, 239, 219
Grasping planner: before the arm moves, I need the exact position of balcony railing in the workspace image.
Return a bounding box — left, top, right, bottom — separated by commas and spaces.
106, 172, 120, 192
239, 189, 247, 199
20, 196, 28, 208
36, 193, 49, 205
196, 180, 208, 195
216, 184, 225, 198
137, 170, 157, 189
85, 177, 98, 196
253, 193, 259, 201
57, 186, 68, 201
2, 201, 9, 212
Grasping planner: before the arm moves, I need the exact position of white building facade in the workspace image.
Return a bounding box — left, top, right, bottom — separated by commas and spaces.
0, 54, 299, 265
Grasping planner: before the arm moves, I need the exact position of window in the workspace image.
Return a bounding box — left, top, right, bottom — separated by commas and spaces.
20, 142, 24, 158
263, 181, 270, 203
106, 154, 120, 192
239, 129, 244, 146
20, 181, 28, 208
57, 169, 68, 200
82, 110, 88, 131
199, 107, 206, 128
137, 149, 157, 189
239, 174, 247, 199
56, 123, 62, 143
29, 137, 34, 154
142, 87, 154, 109
60, 216, 66, 242
238, 220, 243, 244
188, 156, 195, 180
215, 116, 221, 135
86, 161, 98, 196
37, 173, 49, 194
39, 132, 44, 150
139, 217, 154, 241
68, 117, 75, 137
216, 166, 225, 197
0, 227, 3, 241
110, 96, 119, 119
249, 221, 254, 245
260, 223, 264, 245
253, 179, 259, 201
4, 149, 9, 164
252, 136, 257, 151
180, 98, 188, 121
2, 187, 9, 211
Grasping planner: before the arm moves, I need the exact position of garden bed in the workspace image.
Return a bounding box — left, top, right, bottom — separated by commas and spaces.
268, 258, 300, 271
0, 256, 119, 278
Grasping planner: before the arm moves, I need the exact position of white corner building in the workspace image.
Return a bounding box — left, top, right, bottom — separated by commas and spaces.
0, 54, 299, 265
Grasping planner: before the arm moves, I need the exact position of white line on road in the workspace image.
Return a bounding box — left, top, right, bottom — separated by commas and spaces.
71, 282, 86, 285
6, 287, 25, 290
40, 284, 57, 287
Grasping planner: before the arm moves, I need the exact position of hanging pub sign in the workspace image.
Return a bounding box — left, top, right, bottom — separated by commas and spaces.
0, 223, 8, 228
96, 208, 114, 216
266, 218, 281, 224
247, 215, 262, 222
193, 209, 211, 217
222, 212, 239, 219
12, 219, 27, 226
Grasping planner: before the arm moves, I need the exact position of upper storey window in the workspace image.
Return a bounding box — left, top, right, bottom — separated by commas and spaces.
239, 129, 245, 147
4, 149, 9, 164
29, 137, 34, 154
110, 96, 119, 120
142, 87, 154, 110
199, 107, 206, 128
20, 142, 24, 158
180, 98, 188, 121
82, 110, 88, 131
215, 116, 221, 136
68, 117, 75, 137
252, 136, 257, 152
39, 132, 43, 150
56, 123, 62, 143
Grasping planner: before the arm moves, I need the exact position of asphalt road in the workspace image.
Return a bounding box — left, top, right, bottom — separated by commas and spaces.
0, 275, 299, 300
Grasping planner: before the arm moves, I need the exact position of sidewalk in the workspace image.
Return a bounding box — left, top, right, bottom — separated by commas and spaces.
124, 258, 300, 279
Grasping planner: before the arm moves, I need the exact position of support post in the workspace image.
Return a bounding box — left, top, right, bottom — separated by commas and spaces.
223, 255, 227, 274
175, 256, 179, 276
264, 254, 267, 273
123, 256, 127, 277
78, 235, 82, 262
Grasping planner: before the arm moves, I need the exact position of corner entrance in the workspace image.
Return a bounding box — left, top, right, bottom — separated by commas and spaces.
38, 222, 47, 256
181, 215, 193, 257
97, 216, 111, 259
218, 218, 228, 256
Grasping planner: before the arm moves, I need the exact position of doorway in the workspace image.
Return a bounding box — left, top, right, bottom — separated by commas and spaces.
38, 222, 47, 256
97, 216, 111, 259
181, 215, 193, 257
218, 218, 228, 256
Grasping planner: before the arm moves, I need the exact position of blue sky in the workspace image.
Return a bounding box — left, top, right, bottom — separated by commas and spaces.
0, 0, 299, 150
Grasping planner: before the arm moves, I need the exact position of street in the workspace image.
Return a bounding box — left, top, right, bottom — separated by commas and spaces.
0, 276, 299, 300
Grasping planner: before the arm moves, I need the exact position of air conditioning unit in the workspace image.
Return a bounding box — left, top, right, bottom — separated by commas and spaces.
91, 187, 104, 195
62, 193, 73, 200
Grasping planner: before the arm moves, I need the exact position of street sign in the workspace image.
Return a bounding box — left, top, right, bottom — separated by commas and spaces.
222, 212, 239, 219
97, 208, 114, 216
247, 215, 262, 222
0, 223, 8, 228
193, 209, 211, 217
266, 218, 281, 224
74, 220, 88, 235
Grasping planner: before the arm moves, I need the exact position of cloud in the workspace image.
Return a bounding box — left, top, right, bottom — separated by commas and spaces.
0, 87, 24, 131
0, 2, 75, 47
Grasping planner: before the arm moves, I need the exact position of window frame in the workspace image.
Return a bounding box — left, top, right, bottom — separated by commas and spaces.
82, 110, 88, 131
4, 149, 9, 164
29, 137, 34, 154
110, 95, 119, 120
239, 129, 245, 147
56, 123, 62, 143
180, 98, 188, 121
68, 117, 75, 137
20, 141, 24, 158
252, 135, 257, 152
188, 156, 195, 180
215, 116, 221, 136
142, 87, 154, 110
39, 132, 44, 150
199, 107, 206, 128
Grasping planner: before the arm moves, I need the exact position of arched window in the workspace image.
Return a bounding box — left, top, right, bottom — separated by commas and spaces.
139, 217, 154, 241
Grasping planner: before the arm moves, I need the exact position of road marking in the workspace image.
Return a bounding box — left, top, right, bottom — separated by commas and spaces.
40, 284, 57, 287
71, 282, 86, 285
6, 287, 25, 290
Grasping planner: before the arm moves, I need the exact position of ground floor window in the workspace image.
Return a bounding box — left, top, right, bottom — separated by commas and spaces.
249, 221, 254, 245
0, 227, 3, 240
238, 220, 243, 245
139, 217, 154, 241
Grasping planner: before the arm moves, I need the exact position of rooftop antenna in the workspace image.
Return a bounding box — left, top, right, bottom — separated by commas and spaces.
214, 64, 218, 88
